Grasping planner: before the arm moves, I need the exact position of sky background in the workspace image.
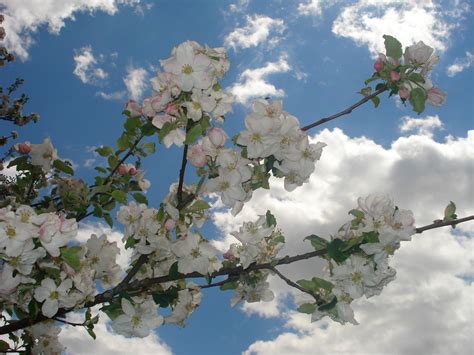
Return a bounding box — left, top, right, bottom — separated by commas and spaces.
0, 0, 473, 354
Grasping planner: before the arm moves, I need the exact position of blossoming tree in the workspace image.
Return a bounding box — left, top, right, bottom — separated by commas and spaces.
0, 19, 472, 354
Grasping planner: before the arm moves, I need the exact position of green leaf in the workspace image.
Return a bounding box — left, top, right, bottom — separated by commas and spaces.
297, 303, 316, 314
327, 239, 349, 263
383, 35, 402, 59
318, 297, 337, 311
117, 134, 131, 151
124, 118, 140, 133
124, 237, 136, 249
408, 73, 425, 83
187, 200, 211, 213
28, 299, 40, 319
104, 213, 113, 228
101, 302, 122, 321
158, 122, 174, 142
311, 277, 334, 291
60, 246, 82, 271
108, 155, 118, 169
349, 209, 364, 219
0, 340, 9, 352
296, 279, 316, 292
53, 160, 74, 175
444, 201, 457, 221
86, 327, 97, 340
96, 146, 114, 157
184, 123, 203, 144
409, 87, 426, 114
266, 210, 277, 227
133, 193, 148, 204
168, 262, 180, 279
112, 190, 127, 204
141, 122, 157, 136
364, 73, 379, 85
152, 287, 178, 308
371, 96, 380, 108
220, 281, 238, 291
304, 234, 328, 251
362, 231, 379, 244
7, 156, 28, 168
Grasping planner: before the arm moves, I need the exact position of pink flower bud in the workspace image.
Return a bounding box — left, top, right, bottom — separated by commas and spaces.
399, 86, 409, 99
374, 60, 384, 72
165, 103, 179, 116
128, 167, 137, 176
118, 164, 127, 176
223, 250, 235, 260
125, 100, 142, 118
390, 71, 401, 81
16, 142, 31, 154
164, 219, 176, 231
427, 87, 447, 107
207, 127, 227, 147
188, 144, 208, 167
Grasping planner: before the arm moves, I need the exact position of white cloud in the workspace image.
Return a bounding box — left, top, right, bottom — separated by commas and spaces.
123, 66, 148, 101
73, 46, 108, 85
399, 115, 444, 138
60, 307, 172, 355
96, 90, 127, 101
332, 1, 468, 56
229, 54, 291, 105
446, 51, 474, 77
212, 127, 474, 354
229, 0, 250, 13
224, 15, 286, 50
297, 0, 339, 17
0, 0, 141, 60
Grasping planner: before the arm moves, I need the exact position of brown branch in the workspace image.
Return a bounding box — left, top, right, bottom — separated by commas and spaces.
2, 214, 472, 335
301, 86, 388, 132
177, 144, 188, 205
269, 266, 322, 303
415, 215, 474, 234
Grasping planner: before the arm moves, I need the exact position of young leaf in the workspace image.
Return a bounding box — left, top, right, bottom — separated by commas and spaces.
297, 303, 316, 314
133, 193, 148, 204
327, 239, 349, 263
266, 210, 277, 227
371, 96, 380, 108
60, 246, 82, 271
383, 35, 402, 59
409, 87, 426, 114
158, 122, 174, 142
96, 146, 114, 157
184, 123, 203, 144
304, 234, 328, 251
53, 160, 74, 175
220, 281, 238, 291
187, 200, 211, 213
444, 201, 457, 221
112, 190, 127, 204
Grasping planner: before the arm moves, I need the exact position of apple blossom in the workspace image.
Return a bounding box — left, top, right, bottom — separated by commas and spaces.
124, 100, 142, 118
427, 87, 447, 107
34, 278, 74, 318
30, 138, 57, 172
404, 40, 434, 65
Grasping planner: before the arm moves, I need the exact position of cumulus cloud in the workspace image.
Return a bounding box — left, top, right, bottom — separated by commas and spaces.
446, 51, 474, 77
399, 115, 444, 138
228, 0, 250, 13
123, 65, 148, 101
224, 15, 286, 50
0, 0, 141, 60
229, 54, 291, 105
212, 127, 474, 354
73, 46, 108, 85
60, 307, 171, 355
332, 1, 469, 56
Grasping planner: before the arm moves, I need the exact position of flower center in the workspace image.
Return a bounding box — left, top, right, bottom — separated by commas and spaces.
351, 271, 363, 284
191, 247, 201, 258
182, 64, 193, 74
50, 291, 59, 300
6, 225, 16, 238
219, 181, 230, 191
132, 315, 141, 327
250, 133, 261, 143
192, 102, 201, 110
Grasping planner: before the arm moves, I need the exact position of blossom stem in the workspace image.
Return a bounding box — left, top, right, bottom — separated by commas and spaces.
301, 85, 388, 132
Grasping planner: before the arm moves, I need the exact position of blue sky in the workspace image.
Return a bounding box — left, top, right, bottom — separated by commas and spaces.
1, 1, 473, 354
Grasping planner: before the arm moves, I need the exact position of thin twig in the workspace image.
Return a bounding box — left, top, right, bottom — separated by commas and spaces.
301, 86, 388, 132
415, 215, 474, 233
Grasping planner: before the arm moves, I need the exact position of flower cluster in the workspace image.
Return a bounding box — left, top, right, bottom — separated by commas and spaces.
222, 212, 284, 307
297, 194, 416, 325
0, 205, 122, 320
367, 36, 446, 113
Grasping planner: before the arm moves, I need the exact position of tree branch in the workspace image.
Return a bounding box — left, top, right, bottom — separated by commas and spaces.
301, 86, 388, 132
1, 214, 472, 335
